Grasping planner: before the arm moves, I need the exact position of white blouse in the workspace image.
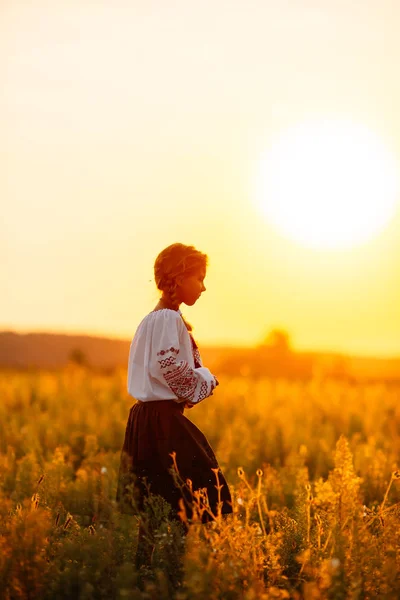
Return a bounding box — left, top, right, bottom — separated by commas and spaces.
127, 309, 218, 407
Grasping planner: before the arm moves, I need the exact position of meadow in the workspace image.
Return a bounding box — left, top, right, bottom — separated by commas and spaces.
1, 366, 400, 599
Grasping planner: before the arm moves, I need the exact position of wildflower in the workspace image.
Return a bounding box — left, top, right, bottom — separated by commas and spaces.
53, 447, 65, 465
31, 493, 40, 510
330, 558, 340, 569
76, 468, 88, 482
237, 497, 244, 505
101, 466, 107, 474
299, 444, 308, 457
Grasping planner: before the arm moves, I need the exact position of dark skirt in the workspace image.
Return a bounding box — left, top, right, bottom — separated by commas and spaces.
116, 400, 232, 524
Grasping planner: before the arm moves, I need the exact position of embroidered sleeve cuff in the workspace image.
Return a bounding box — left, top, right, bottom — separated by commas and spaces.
183, 367, 218, 408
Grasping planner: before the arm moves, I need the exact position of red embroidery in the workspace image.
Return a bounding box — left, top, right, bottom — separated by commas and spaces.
158, 357, 177, 368
157, 340, 208, 404
163, 362, 197, 402
189, 334, 202, 368
197, 381, 208, 402
157, 347, 179, 356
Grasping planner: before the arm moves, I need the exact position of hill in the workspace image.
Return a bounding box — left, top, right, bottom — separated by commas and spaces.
0, 331, 399, 382
0, 331, 130, 370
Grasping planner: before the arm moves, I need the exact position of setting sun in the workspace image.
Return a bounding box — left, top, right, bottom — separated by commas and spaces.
255, 120, 399, 250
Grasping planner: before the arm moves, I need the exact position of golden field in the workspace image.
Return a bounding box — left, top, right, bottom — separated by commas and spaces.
1, 367, 400, 599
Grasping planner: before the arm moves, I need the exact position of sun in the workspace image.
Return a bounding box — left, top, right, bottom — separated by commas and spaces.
255, 119, 399, 250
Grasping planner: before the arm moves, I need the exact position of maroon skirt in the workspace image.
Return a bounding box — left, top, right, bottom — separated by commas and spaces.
116, 400, 232, 523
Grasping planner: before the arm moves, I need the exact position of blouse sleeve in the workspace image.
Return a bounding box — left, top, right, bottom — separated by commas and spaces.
151, 311, 218, 406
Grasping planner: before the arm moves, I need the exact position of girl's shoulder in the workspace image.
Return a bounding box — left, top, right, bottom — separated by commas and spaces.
145, 308, 182, 321
135, 308, 183, 333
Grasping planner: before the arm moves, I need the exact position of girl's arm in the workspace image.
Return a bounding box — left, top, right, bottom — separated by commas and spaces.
150, 312, 218, 406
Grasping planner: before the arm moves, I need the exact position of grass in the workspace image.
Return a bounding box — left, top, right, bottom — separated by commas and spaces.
1, 366, 400, 599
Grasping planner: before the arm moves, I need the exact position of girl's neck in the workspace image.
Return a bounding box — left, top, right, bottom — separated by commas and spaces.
154, 295, 181, 311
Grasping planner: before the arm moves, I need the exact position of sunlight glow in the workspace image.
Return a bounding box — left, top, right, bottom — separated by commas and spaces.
256, 120, 400, 249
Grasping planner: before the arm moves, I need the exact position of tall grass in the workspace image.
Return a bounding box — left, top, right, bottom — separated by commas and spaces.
1, 366, 399, 598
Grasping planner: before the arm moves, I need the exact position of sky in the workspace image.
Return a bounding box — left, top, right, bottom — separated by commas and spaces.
2, 0, 400, 357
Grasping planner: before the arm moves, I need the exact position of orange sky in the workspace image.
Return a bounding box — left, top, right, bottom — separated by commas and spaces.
2, 0, 400, 357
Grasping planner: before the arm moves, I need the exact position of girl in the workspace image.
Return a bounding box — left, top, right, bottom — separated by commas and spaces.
116, 242, 232, 568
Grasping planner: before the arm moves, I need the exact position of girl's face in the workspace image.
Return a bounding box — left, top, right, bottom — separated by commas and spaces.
176, 266, 206, 306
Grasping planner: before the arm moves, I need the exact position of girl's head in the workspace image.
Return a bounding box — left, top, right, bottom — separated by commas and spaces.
154, 243, 208, 311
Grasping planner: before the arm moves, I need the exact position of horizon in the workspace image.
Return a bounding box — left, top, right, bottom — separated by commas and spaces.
2, 327, 400, 361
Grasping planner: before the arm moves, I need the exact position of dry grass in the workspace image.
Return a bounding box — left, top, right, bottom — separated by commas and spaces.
1, 366, 400, 599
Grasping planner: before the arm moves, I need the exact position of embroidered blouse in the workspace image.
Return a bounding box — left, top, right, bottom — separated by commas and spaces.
127, 308, 218, 407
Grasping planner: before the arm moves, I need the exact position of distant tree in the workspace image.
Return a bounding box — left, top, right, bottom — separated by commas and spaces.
68, 348, 88, 367
260, 329, 292, 355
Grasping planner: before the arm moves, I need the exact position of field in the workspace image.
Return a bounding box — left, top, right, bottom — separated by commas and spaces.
1, 366, 400, 599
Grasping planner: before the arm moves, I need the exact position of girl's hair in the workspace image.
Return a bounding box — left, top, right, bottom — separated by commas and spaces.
154, 243, 208, 332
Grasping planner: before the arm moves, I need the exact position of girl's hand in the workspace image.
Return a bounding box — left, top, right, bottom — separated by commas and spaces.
184, 376, 219, 409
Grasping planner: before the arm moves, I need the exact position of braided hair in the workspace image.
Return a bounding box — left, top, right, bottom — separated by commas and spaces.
154, 243, 208, 332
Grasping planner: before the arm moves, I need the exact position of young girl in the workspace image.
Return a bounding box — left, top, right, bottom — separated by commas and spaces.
116, 242, 232, 567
